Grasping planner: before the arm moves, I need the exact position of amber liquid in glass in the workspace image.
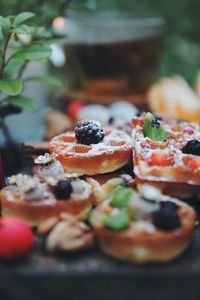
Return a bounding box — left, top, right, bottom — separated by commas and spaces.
64, 35, 162, 102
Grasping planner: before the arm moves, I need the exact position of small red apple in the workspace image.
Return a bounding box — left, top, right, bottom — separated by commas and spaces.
0, 217, 34, 260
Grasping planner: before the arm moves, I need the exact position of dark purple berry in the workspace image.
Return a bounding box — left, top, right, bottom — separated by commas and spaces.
182, 140, 200, 156
152, 201, 181, 231
52, 179, 72, 200
75, 120, 104, 145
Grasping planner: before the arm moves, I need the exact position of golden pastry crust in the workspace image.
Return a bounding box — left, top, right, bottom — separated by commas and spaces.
91, 199, 196, 263
49, 128, 132, 175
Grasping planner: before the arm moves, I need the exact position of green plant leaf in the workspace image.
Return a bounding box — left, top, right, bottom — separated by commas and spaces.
0, 79, 23, 96
4, 59, 25, 76
143, 112, 169, 141
5, 96, 38, 112
0, 16, 10, 27
13, 44, 52, 61
14, 12, 35, 25
26, 75, 62, 87
0, 50, 2, 66
10, 24, 31, 34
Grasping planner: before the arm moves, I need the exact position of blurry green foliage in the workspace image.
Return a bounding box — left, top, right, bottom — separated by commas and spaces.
1, 0, 200, 82
0, 0, 70, 27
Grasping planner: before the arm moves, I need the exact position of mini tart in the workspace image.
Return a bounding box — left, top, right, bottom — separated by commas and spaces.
49, 128, 132, 175
91, 196, 196, 263
0, 177, 93, 226
132, 116, 200, 199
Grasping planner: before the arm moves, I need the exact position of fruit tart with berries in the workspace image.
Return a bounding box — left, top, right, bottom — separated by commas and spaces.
0, 170, 93, 226
91, 185, 196, 263
132, 112, 200, 199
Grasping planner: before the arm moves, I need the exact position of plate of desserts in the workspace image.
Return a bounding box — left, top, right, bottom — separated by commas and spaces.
1, 76, 200, 300
0, 109, 200, 265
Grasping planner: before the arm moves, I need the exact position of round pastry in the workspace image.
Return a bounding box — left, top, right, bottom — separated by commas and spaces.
49, 120, 132, 175
0, 174, 93, 226
91, 185, 196, 263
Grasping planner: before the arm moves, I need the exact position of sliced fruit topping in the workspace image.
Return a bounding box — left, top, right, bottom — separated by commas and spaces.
102, 210, 130, 231
143, 112, 169, 141
110, 186, 134, 208
152, 201, 181, 231
75, 119, 104, 145
52, 179, 72, 200
149, 150, 172, 166
186, 157, 200, 170
182, 139, 200, 156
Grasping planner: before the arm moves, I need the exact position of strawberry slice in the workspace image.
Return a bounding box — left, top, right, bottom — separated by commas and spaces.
149, 150, 172, 166
187, 158, 200, 170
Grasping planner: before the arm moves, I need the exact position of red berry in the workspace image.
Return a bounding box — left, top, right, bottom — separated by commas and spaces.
0, 217, 34, 260
149, 150, 172, 166
67, 100, 85, 120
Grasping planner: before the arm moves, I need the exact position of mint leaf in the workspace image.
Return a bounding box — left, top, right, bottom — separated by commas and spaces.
111, 186, 134, 208
14, 12, 35, 25
102, 210, 130, 231
0, 79, 23, 96
5, 96, 38, 112
143, 112, 169, 141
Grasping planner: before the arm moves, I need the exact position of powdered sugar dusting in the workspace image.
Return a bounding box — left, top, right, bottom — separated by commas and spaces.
51, 129, 132, 157
8, 174, 40, 193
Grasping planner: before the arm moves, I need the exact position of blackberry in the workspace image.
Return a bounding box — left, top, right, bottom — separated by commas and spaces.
52, 179, 72, 200
152, 201, 181, 231
75, 120, 104, 145
182, 140, 200, 156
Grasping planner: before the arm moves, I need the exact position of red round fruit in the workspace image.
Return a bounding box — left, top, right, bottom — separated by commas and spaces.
0, 217, 34, 260
67, 100, 85, 120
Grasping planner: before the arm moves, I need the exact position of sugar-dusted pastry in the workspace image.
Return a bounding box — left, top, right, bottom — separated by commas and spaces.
132, 112, 200, 199
49, 120, 132, 175
91, 185, 196, 263
0, 174, 93, 226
